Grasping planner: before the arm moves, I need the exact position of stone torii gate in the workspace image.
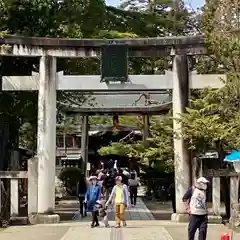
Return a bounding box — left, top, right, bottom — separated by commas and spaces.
0, 35, 225, 223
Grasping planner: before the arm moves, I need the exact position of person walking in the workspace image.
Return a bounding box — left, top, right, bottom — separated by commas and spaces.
182, 177, 209, 240
103, 169, 113, 200
97, 169, 104, 189
123, 168, 130, 178
106, 176, 130, 228
84, 175, 101, 228
77, 174, 87, 218
128, 172, 139, 206
130, 169, 138, 179
167, 182, 176, 213
118, 168, 129, 186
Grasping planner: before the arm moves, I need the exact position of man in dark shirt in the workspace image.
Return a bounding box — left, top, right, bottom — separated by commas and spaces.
111, 169, 118, 185
167, 183, 176, 213
103, 169, 113, 200
77, 174, 87, 218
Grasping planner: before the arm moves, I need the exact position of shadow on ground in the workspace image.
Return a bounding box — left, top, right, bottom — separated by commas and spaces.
55, 202, 90, 222
18, 198, 174, 222
142, 198, 174, 220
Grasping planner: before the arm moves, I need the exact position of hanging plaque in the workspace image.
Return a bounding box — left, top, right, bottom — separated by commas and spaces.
101, 44, 128, 82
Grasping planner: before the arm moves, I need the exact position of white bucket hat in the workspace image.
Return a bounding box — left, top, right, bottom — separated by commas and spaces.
196, 177, 209, 183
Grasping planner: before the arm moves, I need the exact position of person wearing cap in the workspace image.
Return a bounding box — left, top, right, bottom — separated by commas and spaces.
84, 175, 101, 228
182, 177, 209, 240
106, 175, 130, 228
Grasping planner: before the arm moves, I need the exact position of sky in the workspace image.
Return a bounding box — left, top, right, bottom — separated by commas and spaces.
105, 0, 205, 9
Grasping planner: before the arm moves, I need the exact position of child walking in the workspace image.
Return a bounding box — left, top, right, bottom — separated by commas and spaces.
95, 199, 109, 227
106, 176, 130, 228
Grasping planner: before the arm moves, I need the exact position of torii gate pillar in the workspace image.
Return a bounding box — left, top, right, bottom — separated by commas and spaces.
81, 115, 89, 177
171, 55, 191, 222
36, 55, 59, 223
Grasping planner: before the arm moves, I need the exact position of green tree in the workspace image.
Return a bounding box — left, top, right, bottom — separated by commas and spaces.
98, 116, 173, 172
176, 0, 240, 218
96, 0, 199, 176
120, 0, 196, 35
0, 0, 109, 152
0, 0, 197, 159
179, 0, 240, 155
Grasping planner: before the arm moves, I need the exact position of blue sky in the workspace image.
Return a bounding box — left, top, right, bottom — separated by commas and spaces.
105, 0, 205, 9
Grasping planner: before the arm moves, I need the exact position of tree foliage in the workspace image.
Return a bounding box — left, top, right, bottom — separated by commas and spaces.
96, 0, 198, 172
179, 0, 240, 155
98, 116, 174, 172
177, 1, 240, 216
98, 0, 240, 174
0, 0, 199, 171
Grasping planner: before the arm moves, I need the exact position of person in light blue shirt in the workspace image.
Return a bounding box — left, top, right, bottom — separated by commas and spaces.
85, 175, 101, 228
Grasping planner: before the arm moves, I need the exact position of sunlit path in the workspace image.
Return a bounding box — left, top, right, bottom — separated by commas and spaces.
0, 220, 235, 240
107, 198, 154, 221
55, 197, 154, 222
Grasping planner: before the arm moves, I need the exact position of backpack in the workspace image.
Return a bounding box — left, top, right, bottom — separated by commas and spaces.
186, 186, 195, 215
129, 179, 139, 187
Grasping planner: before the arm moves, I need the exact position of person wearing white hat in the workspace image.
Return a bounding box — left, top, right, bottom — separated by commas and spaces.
182, 177, 209, 240
84, 175, 101, 228
196, 177, 209, 185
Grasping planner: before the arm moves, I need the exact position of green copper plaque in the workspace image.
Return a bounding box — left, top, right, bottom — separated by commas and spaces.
101, 44, 128, 82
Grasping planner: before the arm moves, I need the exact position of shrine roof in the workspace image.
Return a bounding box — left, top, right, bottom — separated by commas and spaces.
61, 102, 171, 115
89, 124, 140, 131
56, 124, 140, 133
84, 93, 170, 108
60, 92, 171, 115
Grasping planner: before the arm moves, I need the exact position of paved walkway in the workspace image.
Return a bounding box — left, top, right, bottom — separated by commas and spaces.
1, 197, 239, 240
56, 198, 154, 221
107, 198, 155, 221
0, 221, 237, 240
